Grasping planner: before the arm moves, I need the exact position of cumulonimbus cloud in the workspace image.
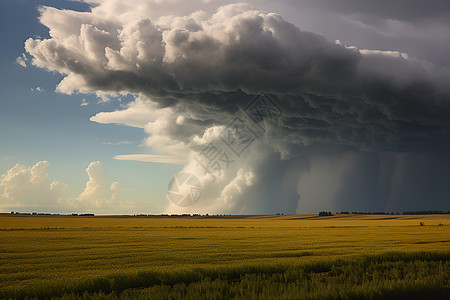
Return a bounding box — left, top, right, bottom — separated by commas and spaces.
25, 2, 450, 153
23, 1, 450, 213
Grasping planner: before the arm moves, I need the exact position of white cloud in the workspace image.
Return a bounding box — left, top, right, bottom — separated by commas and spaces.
115, 154, 186, 165
80, 98, 89, 106
31, 87, 44, 92
0, 161, 67, 210
102, 140, 135, 145
91, 97, 161, 128
67, 161, 126, 211
0, 161, 137, 214
92, 96, 202, 156
218, 169, 255, 208
16, 53, 27, 67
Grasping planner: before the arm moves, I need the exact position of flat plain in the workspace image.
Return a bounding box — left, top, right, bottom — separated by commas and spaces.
0, 214, 449, 299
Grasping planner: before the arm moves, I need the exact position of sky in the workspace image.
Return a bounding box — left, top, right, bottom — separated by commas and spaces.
0, 0, 449, 215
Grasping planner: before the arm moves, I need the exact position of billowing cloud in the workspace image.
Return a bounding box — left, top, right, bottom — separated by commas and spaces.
0, 161, 67, 210
0, 161, 135, 214
67, 161, 127, 211
25, 3, 450, 152
23, 1, 450, 213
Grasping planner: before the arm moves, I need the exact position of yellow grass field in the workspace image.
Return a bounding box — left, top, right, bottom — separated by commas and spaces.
0, 214, 449, 299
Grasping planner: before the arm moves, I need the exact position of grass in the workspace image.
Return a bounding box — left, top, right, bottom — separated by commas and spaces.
0, 214, 449, 299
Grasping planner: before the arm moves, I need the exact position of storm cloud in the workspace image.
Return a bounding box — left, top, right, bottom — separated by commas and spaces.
25, 1, 450, 213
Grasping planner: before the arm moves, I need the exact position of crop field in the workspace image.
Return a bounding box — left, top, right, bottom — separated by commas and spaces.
0, 214, 449, 299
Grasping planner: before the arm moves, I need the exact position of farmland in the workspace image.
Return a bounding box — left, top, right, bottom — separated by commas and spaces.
0, 214, 449, 299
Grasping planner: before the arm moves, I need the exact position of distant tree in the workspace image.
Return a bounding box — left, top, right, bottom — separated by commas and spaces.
318, 211, 333, 216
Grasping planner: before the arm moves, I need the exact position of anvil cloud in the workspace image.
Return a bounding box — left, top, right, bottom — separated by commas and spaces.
24, 1, 450, 213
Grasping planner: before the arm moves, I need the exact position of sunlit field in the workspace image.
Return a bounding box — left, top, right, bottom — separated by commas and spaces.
1, 214, 449, 299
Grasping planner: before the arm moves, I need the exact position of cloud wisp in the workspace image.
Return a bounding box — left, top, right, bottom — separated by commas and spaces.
16, 53, 27, 67
115, 154, 186, 165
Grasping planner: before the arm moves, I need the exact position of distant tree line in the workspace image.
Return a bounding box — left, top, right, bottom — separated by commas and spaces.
9, 212, 95, 216
7, 210, 450, 217
402, 211, 450, 215
329, 211, 450, 215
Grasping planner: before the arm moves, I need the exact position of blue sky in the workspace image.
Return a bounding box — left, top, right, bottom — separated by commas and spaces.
0, 0, 181, 213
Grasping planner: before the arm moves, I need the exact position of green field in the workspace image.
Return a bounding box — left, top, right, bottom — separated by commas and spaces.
0, 214, 449, 299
